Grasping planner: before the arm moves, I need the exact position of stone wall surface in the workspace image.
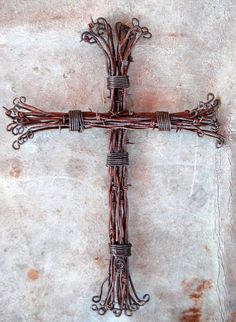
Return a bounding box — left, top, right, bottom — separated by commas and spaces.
0, 1, 235, 321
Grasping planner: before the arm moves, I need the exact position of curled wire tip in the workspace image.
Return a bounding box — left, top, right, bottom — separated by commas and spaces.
216, 136, 225, 148
92, 267, 150, 317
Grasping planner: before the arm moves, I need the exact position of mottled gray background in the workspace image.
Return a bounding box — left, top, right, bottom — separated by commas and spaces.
0, 1, 235, 321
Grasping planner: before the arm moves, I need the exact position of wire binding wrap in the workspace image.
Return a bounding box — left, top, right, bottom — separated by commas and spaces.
156, 111, 171, 131
107, 152, 129, 166
109, 243, 132, 257
107, 76, 130, 89
68, 110, 84, 132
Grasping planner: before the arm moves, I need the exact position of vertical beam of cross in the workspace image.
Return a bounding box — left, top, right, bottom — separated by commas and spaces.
3, 17, 225, 317
81, 17, 152, 316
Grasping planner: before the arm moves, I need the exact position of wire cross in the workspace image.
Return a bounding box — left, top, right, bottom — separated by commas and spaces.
3, 17, 225, 317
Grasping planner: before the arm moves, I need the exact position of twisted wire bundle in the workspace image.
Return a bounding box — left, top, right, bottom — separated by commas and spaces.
85, 17, 152, 317
3, 17, 225, 317
4, 93, 224, 150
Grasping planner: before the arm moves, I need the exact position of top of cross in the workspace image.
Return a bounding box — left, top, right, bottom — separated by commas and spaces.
3, 17, 225, 150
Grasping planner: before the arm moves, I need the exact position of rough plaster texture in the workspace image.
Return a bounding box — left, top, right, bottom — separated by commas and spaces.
0, 1, 235, 321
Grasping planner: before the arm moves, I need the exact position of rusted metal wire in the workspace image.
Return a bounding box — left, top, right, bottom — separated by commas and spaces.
107, 75, 130, 89
156, 111, 171, 131
107, 152, 129, 166
68, 110, 84, 132
109, 243, 132, 256
4, 93, 224, 150
3, 17, 225, 317
85, 17, 151, 317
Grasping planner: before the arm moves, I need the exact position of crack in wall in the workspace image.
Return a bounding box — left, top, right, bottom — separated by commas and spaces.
214, 149, 229, 321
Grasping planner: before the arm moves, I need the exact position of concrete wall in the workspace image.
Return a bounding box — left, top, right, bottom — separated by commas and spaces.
0, 1, 235, 321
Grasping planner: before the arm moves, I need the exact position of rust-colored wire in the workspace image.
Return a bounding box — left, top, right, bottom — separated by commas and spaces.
3, 17, 225, 317
4, 93, 224, 150
85, 17, 151, 316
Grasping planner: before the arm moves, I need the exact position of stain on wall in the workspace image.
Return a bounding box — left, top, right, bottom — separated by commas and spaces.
180, 278, 212, 321
27, 268, 40, 281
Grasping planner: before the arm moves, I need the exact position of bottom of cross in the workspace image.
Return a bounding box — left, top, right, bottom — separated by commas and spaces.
91, 254, 150, 316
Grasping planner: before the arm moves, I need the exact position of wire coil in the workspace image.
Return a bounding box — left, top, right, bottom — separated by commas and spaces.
109, 243, 132, 257
156, 111, 171, 131
107, 152, 129, 166
68, 110, 84, 132
107, 76, 130, 89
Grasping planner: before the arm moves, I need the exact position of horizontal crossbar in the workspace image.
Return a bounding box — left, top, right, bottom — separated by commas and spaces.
4, 95, 225, 149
